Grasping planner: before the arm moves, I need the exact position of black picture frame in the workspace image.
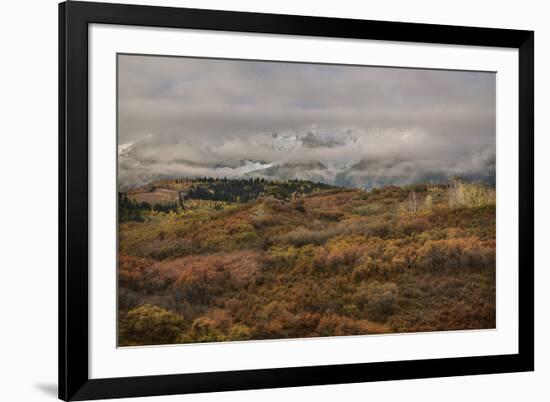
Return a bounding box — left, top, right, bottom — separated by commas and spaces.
59, 1, 534, 400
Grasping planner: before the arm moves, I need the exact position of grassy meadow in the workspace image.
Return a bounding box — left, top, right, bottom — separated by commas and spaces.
117, 178, 496, 346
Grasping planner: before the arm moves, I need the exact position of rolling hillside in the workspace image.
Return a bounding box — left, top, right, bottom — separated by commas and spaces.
118, 178, 496, 346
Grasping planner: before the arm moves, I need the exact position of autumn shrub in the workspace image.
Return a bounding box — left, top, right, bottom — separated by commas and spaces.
351, 202, 385, 216
180, 308, 238, 343
364, 185, 408, 203
311, 209, 344, 221
197, 220, 258, 252
316, 314, 389, 336
249, 208, 279, 229
225, 222, 257, 238
362, 216, 394, 238
338, 215, 395, 238
119, 304, 184, 346
431, 302, 495, 330
263, 246, 298, 271
355, 281, 399, 322
118, 255, 153, 288
275, 222, 362, 246
252, 301, 297, 338
311, 247, 330, 272
119, 252, 258, 307
265, 197, 293, 213
397, 213, 431, 236
353, 256, 400, 281
351, 264, 371, 282
275, 226, 329, 246
316, 314, 360, 336
291, 199, 306, 213
293, 245, 318, 273
325, 243, 363, 270
168, 252, 260, 304
181, 317, 225, 343
138, 237, 199, 260
228, 323, 252, 340
291, 311, 322, 335
417, 238, 495, 272
118, 254, 176, 293
275, 215, 401, 248
118, 287, 142, 311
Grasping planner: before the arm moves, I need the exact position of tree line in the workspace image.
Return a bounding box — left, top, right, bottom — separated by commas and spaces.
119, 178, 336, 222
186, 178, 332, 203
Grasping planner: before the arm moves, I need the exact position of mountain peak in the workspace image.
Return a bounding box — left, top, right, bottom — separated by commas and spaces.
301, 128, 357, 148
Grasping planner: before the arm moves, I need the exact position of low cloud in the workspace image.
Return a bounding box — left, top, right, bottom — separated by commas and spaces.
118, 54, 496, 189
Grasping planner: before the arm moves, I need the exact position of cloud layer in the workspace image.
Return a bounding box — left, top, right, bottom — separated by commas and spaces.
118, 54, 496, 189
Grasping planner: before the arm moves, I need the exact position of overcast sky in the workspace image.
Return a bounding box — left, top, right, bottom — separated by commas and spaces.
117, 54, 496, 188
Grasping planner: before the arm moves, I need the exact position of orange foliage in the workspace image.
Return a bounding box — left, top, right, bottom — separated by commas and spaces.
118, 180, 496, 346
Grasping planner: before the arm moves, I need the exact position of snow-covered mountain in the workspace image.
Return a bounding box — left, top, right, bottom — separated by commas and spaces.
117, 128, 494, 190
301, 128, 357, 148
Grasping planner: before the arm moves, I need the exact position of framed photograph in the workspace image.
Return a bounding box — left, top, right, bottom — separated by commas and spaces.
59, 1, 534, 400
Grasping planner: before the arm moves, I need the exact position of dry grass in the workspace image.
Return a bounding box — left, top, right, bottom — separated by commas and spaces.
447, 179, 495, 209
129, 188, 179, 205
